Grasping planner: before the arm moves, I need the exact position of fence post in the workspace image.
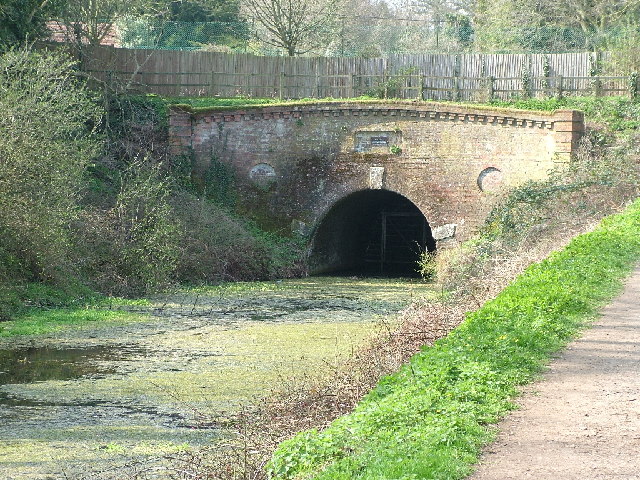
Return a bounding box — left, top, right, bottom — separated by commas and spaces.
485, 76, 494, 101
521, 69, 532, 99
383, 71, 388, 99
556, 75, 564, 99
209, 71, 215, 96
419, 74, 425, 100
629, 73, 639, 100
315, 70, 321, 98
351, 74, 357, 98
593, 76, 603, 97
542, 55, 551, 98
453, 74, 460, 101
279, 71, 285, 101
454, 54, 462, 101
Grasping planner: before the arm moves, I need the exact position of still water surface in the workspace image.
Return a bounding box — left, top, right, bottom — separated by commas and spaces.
0, 277, 434, 479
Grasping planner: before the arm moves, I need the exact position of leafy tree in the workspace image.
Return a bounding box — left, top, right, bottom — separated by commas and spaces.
55, 0, 165, 46
167, 0, 242, 22
474, 0, 640, 52
117, 0, 249, 50
544, 0, 640, 37
0, 0, 64, 47
325, 0, 404, 57
444, 13, 473, 49
0, 47, 100, 286
390, 0, 474, 52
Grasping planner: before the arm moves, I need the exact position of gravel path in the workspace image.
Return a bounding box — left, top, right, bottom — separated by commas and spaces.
468, 267, 640, 479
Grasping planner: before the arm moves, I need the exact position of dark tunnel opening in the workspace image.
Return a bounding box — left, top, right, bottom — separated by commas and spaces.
309, 190, 436, 277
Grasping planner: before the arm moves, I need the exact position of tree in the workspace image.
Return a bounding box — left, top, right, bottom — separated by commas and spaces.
0, 47, 100, 287
124, 0, 250, 50
473, 0, 536, 51
55, 0, 164, 46
0, 0, 64, 47
324, 0, 389, 56
242, 0, 339, 55
474, 0, 640, 52
543, 0, 640, 37
167, 0, 242, 23
391, 0, 474, 52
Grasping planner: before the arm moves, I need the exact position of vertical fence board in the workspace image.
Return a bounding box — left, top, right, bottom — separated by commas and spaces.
70, 45, 629, 99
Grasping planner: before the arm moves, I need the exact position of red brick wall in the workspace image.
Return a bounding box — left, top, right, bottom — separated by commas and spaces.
169, 102, 584, 243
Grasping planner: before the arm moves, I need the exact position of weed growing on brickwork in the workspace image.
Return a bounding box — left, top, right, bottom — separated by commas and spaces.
389, 144, 402, 154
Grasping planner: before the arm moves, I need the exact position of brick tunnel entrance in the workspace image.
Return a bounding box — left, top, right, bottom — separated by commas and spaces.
309, 190, 436, 276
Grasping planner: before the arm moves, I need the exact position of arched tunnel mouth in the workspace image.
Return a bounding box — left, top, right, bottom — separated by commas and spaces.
308, 190, 436, 277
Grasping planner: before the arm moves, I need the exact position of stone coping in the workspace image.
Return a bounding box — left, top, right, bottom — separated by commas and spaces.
170, 102, 582, 132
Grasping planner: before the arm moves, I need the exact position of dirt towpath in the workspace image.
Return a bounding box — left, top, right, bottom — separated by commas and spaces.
468, 267, 640, 479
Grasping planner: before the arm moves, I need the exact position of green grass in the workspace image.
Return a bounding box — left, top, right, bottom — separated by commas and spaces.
162, 95, 559, 115
162, 95, 278, 110
0, 283, 150, 337
487, 96, 640, 132
267, 198, 640, 480
0, 308, 147, 337
164, 96, 375, 113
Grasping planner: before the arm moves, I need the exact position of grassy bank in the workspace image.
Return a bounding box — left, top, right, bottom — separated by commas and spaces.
0, 285, 149, 337
267, 199, 640, 479
0, 308, 143, 337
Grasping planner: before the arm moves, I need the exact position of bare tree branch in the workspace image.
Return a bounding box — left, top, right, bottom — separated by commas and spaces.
243, 0, 339, 55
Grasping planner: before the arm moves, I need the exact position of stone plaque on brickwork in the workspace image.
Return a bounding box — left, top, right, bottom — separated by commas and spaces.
249, 163, 277, 189
370, 136, 389, 146
432, 223, 457, 241
355, 131, 401, 153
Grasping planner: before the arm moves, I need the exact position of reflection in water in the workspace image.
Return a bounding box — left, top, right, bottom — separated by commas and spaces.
0, 346, 142, 385
0, 276, 434, 479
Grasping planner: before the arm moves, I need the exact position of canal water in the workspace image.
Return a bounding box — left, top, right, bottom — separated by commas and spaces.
0, 277, 434, 479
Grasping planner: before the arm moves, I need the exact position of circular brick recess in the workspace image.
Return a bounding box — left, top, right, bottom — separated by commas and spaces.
477, 167, 504, 192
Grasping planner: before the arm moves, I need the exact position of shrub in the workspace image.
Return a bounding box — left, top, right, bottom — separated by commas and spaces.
0, 47, 100, 294
171, 192, 306, 284
78, 160, 180, 296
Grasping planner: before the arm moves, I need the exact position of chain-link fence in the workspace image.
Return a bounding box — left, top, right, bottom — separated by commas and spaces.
112, 18, 639, 58
117, 19, 250, 51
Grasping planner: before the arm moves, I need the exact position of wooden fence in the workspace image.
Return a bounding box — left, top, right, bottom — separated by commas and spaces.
68, 45, 635, 100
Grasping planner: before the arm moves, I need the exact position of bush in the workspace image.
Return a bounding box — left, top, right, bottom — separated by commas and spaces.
79, 160, 180, 296
0, 47, 100, 304
171, 192, 306, 284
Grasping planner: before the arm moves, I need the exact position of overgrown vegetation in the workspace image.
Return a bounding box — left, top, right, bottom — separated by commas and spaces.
0, 47, 101, 319
0, 48, 305, 322
268, 199, 640, 480
173, 95, 640, 480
